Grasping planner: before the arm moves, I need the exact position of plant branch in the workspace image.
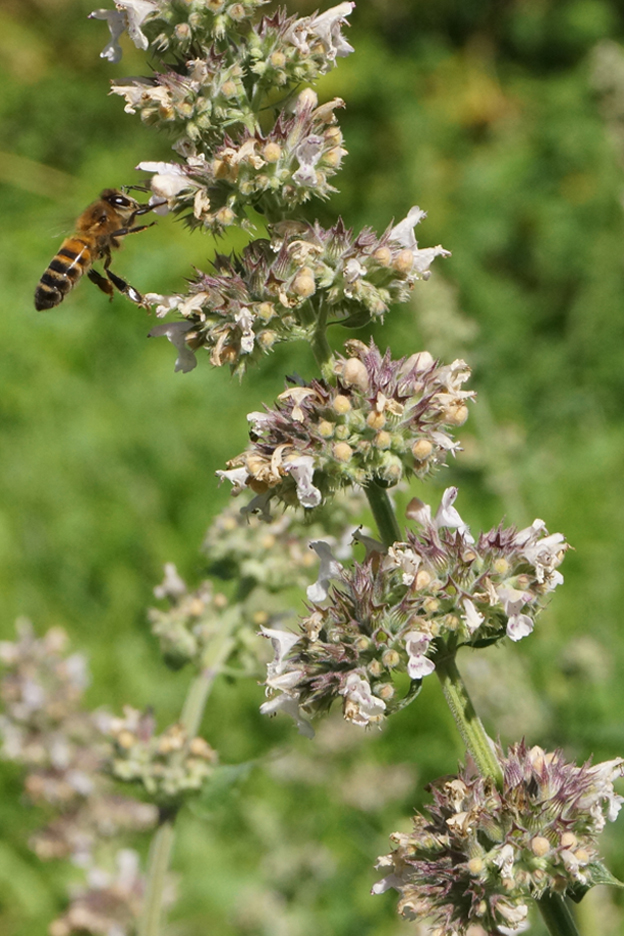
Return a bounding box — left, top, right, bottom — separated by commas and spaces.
537, 894, 581, 936
434, 651, 503, 788
364, 480, 402, 548
138, 613, 238, 936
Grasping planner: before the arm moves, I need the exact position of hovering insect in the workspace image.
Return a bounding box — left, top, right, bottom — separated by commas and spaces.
34, 188, 159, 311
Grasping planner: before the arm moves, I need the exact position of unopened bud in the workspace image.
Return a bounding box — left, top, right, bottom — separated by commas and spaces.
215, 206, 235, 225
221, 80, 237, 97
412, 439, 433, 461
117, 730, 135, 750
493, 558, 510, 575
373, 246, 392, 266
256, 302, 275, 321
531, 836, 550, 857
270, 50, 286, 68
297, 88, 318, 111
376, 683, 395, 700
292, 268, 316, 298
318, 419, 334, 437
342, 357, 369, 392
263, 142, 282, 163
324, 147, 344, 167
333, 442, 353, 462
393, 249, 414, 274
382, 649, 400, 668
189, 737, 215, 759
333, 394, 352, 415
374, 431, 392, 449
367, 410, 386, 430
560, 832, 577, 848
414, 569, 432, 589
445, 403, 469, 426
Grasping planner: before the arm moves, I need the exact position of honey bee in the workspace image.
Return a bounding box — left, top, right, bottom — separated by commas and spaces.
35, 188, 158, 311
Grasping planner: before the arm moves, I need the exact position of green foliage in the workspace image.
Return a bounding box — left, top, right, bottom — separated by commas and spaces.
3, 0, 624, 933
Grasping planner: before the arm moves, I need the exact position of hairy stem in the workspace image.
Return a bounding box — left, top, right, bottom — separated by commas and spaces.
364, 480, 402, 548
537, 894, 580, 936
138, 615, 238, 936
434, 652, 503, 788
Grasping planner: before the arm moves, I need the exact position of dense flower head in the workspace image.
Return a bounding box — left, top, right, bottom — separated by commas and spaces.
373, 742, 624, 934
146, 212, 449, 374
218, 343, 473, 511
94, 0, 354, 166
135, 90, 347, 234
102, 706, 218, 807
202, 489, 364, 588
0, 622, 156, 866
259, 488, 568, 734
90, 0, 270, 65
148, 562, 231, 669
49, 848, 145, 936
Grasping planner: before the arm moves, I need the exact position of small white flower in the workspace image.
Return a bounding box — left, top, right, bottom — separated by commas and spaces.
389, 205, 450, 279
462, 597, 484, 635
343, 258, 366, 283
308, 2, 355, 61
389, 206, 428, 247
293, 135, 324, 186
306, 540, 342, 604
405, 631, 435, 679
340, 673, 386, 726
216, 466, 250, 494
493, 843, 516, 879
284, 455, 322, 508
235, 307, 255, 354
153, 562, 187, 600
144, 293, 182, 318
136, 160, 194, 211
148, 321, 197, 372
260, 626, 301, 671
384, 544, 421, 586
259, 693, 314, 738
89, 1, 158, 63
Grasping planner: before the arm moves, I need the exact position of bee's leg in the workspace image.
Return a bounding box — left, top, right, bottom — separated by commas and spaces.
110, 221, 156, 238
87, 268, 115, 300
105, 268, 146, 306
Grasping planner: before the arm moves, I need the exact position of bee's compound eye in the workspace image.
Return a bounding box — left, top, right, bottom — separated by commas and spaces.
112, 195, 132, 207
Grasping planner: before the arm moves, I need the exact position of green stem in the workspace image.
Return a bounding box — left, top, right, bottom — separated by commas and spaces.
138, 615, 238, 936
310, 302, 333, 376
138, 821, 176, 936
537, 894, 580, 936
364, 480, 402, 548
434, 651, 503, 788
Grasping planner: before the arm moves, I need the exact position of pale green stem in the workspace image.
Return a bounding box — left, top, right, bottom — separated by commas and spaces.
537, 894, 580, 936
364, 480, 402, 548
434, 652, 504, 788
138, 613, 238, 936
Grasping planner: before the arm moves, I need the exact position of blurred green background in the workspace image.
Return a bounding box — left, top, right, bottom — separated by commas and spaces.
3, 0, 624, 933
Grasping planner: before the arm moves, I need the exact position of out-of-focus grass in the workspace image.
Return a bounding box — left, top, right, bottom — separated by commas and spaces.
3, 1, 624, 934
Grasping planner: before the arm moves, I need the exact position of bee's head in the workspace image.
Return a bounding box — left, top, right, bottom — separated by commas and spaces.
101, 189, 138, 211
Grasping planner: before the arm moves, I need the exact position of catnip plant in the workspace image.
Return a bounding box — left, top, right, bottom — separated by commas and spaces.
3, 2, 623, 935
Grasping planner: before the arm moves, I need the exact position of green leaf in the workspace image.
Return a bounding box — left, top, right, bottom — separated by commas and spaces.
567, 861, 624, 903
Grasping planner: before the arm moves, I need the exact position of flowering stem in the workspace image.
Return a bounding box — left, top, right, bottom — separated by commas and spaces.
537, 893, 580, 936
364, 481, 402, 548
433, 651, 504, 788
139, 616, 238, 936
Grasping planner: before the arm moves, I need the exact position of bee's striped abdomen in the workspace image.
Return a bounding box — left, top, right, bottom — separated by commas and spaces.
34, 237, 93, 311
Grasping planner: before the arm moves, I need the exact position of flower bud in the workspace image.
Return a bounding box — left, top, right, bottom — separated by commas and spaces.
333, 442, 353, 462
342, 357, 369, 392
